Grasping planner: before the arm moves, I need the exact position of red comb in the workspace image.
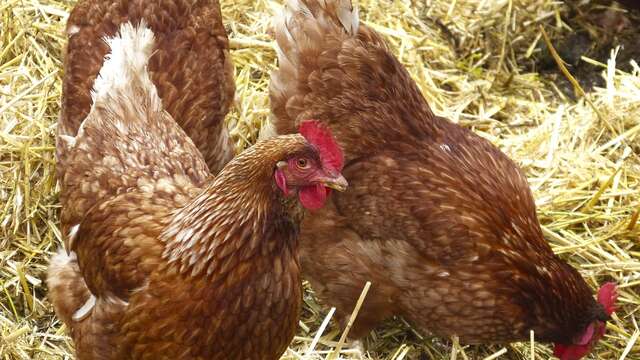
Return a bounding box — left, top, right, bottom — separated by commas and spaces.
299, 120, 344, 172
597, 282, 617, 315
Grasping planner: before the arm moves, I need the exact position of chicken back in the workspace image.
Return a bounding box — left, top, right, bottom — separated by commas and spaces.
47, 21, 346, 360
268, 0, 617, 358
57, 0, 235, 177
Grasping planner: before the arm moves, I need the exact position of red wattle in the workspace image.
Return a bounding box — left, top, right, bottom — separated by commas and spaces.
553, 343, 590, 360
299, 184, 327, 210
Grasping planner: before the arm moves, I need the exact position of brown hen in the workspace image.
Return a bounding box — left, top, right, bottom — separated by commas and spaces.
57, 0, 235, 176
268, 0, 616, 358
47, 22, 347, 360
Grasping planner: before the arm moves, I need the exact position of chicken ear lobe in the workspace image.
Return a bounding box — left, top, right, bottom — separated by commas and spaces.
275, 168, 289, 196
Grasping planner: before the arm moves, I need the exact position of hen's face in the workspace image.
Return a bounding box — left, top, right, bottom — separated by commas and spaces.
274, 154, 347, 210
553, 282, 617, 360
274, 120, 347, 210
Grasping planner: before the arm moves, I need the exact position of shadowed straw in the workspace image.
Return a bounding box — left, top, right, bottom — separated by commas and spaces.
1, 0, 638, 359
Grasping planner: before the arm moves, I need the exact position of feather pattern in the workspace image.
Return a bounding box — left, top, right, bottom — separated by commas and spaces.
270, 0, 437, 163
269, 0, 612, 353
57, 0, 235, 177
47, 17, 324, 359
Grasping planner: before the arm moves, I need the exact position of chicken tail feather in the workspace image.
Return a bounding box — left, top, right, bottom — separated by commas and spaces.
91, 21, 158, 109
270, 0, 358, 112
269, 0, 436, 161
268, 0, 359, 152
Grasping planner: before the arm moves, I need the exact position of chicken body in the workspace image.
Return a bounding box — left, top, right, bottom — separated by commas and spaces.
57, 0, 235, 176
48, 22, 314, 360
269, 0, 612, 351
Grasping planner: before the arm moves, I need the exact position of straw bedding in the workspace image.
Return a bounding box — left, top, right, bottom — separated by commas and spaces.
1, 0, 638, 358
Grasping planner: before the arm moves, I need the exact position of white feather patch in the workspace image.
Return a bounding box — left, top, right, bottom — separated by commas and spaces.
59, 134, 76, 148
67, 25, 80, 36
67, 224, 80, 249
50, 248, 77, 268
72, 294, 96, 321
90, 21, 159, 110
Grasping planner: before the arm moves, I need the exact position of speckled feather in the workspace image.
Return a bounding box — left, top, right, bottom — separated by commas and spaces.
57, 0, 235, 176
48, 22, 310, 360
269, 0, 605, 346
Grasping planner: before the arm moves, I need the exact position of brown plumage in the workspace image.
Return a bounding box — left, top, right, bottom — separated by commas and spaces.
268, 1, 616, 358
47, 21, 346, 360
57, 0, 235, 177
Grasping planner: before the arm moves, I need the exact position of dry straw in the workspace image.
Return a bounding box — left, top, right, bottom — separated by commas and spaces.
1, 0, 638, 359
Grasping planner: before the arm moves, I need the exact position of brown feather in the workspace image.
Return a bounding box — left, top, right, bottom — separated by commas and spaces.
48, 20, 324, 360
57, 0, 235, 177
269, 0, 603, 347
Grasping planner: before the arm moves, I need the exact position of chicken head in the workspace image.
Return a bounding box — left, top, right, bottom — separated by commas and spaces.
553, 282, 618, 360
275, 120, 347, 210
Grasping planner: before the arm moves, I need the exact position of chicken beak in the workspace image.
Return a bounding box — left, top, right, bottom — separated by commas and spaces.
320, 174, 348, 192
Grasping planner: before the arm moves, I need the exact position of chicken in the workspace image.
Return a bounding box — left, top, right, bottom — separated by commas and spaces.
268, 0, 617, 358
57, 0, 235, 177
47, 21, 347, 360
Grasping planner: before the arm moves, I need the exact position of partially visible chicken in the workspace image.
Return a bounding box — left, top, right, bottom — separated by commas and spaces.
47, 22, 347, 359
268, 0, 617, 358
57, 0, 235, 176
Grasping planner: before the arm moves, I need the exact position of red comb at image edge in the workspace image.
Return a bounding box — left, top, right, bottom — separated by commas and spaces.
597, 282, 617, 315
553, 282, 618, 360
299, 120, 344, 172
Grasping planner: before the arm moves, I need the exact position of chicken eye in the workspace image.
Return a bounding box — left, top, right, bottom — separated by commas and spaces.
296, 158, 309, 169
